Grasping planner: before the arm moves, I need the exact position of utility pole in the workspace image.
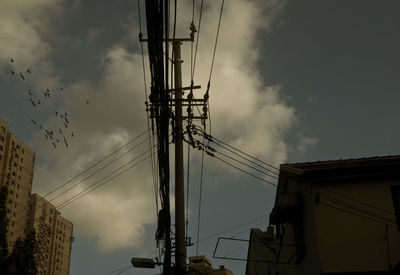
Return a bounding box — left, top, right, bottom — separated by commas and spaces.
173, 40, 186, 275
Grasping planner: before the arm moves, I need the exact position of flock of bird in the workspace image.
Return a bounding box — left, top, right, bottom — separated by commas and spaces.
9, 57, 90, 149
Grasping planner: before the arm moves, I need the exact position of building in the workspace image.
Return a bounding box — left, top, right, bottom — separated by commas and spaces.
188, 256, 234, 275
30, 194, 73, 275
246, 156, 400, 275
0, 118, 36, 249
0, 118, 74, 274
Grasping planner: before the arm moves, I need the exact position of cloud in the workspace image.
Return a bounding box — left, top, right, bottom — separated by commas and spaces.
27, 0, 314, 252
31, 47, 156, 251
0, 0, 63, 70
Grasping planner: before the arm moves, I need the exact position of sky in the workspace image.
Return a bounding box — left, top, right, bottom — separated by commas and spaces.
0, 0, 400, 274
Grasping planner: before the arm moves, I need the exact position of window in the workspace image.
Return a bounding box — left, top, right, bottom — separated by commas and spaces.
391, 185, 400, 231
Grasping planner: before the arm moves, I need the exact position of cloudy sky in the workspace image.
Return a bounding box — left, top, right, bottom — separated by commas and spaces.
1, 0, 400, 274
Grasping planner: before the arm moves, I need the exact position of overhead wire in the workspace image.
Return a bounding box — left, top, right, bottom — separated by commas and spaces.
48, 134, 152, 204
195, 132, 206, 256
138, 0, 160, 232
44, 128, 150, 199
11, 131, 154, 239
186, 130, 397, 229
56, 146, 156, 210
10, 129, 152, 228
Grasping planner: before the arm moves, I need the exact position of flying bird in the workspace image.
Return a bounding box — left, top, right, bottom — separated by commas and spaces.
29, 98, 36, 106
19, 72, 25, 80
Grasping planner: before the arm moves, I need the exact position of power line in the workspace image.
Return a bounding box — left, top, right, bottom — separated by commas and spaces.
44, 128, 150, 199
57, 148, 154, 210
208, 0, 224, 83
196, 134, 206, 256
48, 134, 152, 204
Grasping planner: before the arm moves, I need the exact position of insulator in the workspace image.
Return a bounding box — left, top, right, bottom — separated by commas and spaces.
206, 151, 215, 157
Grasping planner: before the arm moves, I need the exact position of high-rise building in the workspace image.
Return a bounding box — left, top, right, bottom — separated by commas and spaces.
30, 194, 73, 275
0, 118, 36, 249
0, 118, 74, 274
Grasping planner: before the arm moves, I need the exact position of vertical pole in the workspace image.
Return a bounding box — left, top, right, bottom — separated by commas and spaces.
173, 41, 186, 274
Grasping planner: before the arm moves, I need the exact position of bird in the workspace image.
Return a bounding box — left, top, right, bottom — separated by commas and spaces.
19, 72, 25, 80
60, 87, 64, 91
65, 118, 70, 124
86, 100, 89, 104
60, 115, 64, 119
71, 132, 74, 137
52, 142, 56, 148
28, 90, 32, 95
31, 120, 37, 125
29, 98, 36, 106
64, 141, 68, 148
44, 133, 48, 140
56, 139, 60, 143
37, 99, 41, 105
59, 128, 62, 134
64, 112, 67, 116
11, 70, 15, 75
39, 125, 43, 129
11, 58, 14, 63
63, 122, 68, 128
27, 69, 31, 73
63, 136, 67, 143
55, 111, 59, 116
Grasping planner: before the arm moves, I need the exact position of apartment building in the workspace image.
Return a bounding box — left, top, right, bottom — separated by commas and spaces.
246, 156, 400, 275
0, 118, 74, 274
30, 194, 73, 275
0, 118, 36, 249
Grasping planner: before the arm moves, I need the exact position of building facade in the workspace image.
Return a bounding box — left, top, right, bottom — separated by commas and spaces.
246, 156, 400, 275
0, 118, 36, 249
30, 194, 73, 275
0, 118, 73, 274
